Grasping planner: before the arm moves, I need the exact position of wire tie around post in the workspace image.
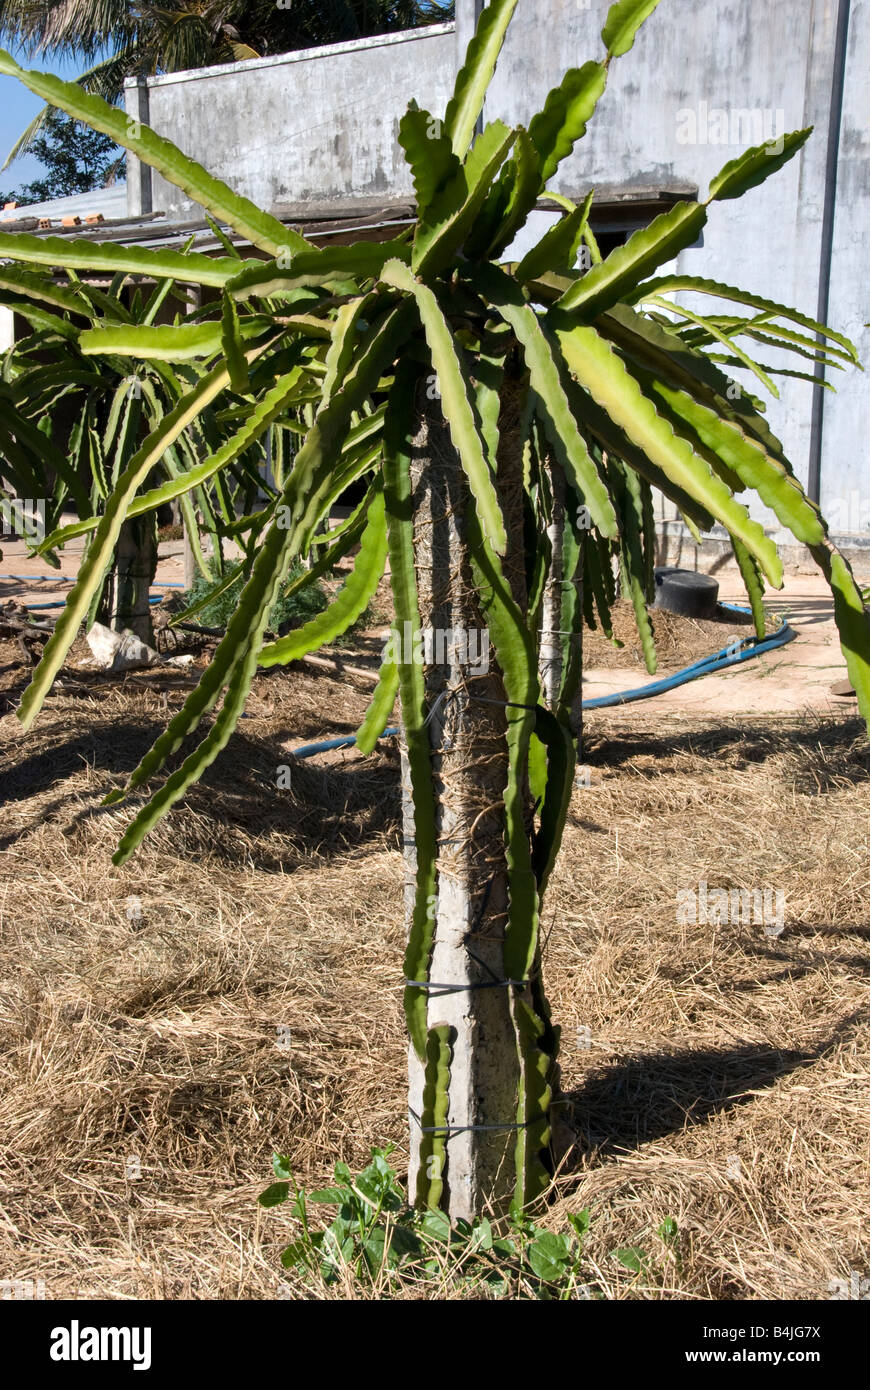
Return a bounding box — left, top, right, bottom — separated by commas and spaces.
404, 977, 530, 994
408, 1106, 535, 1138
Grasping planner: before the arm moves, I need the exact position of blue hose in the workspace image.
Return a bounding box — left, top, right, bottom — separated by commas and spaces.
290, 605, 795, 758
583, 604, 795, 709
24, 596, 167, 609
3, 574, 188, 612
292, 729, 401, 758
5, 575, 186, 588
4, 574, 75, 583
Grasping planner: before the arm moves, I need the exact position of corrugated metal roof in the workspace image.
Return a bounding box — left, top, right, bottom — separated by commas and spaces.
0, 184, 127, 227
0, 187, 700, 278
0, 195, 419, 257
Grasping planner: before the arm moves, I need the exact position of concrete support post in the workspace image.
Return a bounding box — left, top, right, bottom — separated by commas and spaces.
124, 78, 153, 218
404, 378, 523, 1222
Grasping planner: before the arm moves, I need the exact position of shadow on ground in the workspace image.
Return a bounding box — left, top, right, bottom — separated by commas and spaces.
560, 1005, 867, 1161
0, 714, 401, 868
585, 716, 870, 791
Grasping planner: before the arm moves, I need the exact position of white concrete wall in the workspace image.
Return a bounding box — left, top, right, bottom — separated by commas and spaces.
137, 24, 457, 218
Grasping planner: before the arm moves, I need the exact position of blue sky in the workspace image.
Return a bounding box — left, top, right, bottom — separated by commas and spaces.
0, 48, 96, 189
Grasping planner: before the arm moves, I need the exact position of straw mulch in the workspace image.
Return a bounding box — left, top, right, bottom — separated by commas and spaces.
0, 639, 867, 1300
583, 597, 758, 670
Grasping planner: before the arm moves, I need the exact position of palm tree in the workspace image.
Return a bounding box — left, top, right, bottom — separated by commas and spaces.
0, 0, 455, 162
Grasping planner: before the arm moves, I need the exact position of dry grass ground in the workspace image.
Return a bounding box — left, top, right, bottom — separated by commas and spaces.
0, 637, 868, 1300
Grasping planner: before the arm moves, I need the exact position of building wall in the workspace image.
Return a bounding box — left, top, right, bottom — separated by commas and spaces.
126, 0, 869, 548
133, 24, 457, 219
